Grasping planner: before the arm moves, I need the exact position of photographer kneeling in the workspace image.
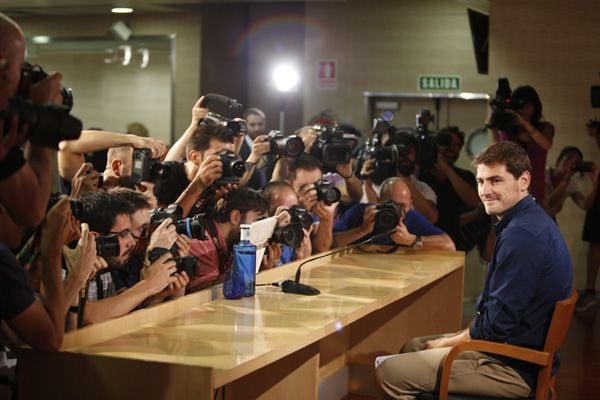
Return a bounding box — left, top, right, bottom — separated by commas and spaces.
333, 177, 455, 250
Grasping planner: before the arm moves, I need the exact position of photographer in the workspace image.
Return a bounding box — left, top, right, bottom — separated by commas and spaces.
285, 154, 337, 254
545, 146, 598, 220
154, 118, 236, 217
110, 188, 190, 305
79, 191, 177, 325
1, 197, 72, 351
333, 177, 454, 250
261, 181, 313, 267
57, 130, 167, 194
239, 107, 276, 190
0, 13, 64, 227
419, 126, 483, 251
488, 84, 554, 203
577, 120, 600, 311
361, 134, 439, 223
187, 187, 268, 292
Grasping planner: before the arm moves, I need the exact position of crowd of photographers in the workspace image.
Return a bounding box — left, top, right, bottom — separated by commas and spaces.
1, 12, 599, 384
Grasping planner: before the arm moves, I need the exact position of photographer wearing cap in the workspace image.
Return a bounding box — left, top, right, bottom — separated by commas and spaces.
334, 177, 454, 250
187, 187, 268, 292
78, 191, 177, 325
0, 13, 64, 227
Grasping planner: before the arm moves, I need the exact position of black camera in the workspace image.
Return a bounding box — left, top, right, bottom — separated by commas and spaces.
201, 112, 246, 142
19, 62, 74, 110
374, 200, 404, 232
361, 137, 399, 185
310, 124, 358, 169
271, 222, 303, 248
575, 161, 593, 173
314, 179, 341, 205
47, 192, 86, 221
150, 203, 183, 226
216, 149, 246, 185
173, 214, 207, 240
131, 148, 170, 184
488, 78, 525, 134
1, 97, 82, 149
288, 204, 313, 230
147, 246, 198, 278
149, 204, 207, 244
267, 130, 304, 157
96, 235, 120, 258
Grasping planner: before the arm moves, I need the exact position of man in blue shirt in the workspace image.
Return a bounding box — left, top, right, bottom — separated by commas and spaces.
333, 177, 455, 250
376, 141, 573, 399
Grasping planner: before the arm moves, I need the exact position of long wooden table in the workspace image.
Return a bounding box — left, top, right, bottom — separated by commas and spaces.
18, 247, 464, 399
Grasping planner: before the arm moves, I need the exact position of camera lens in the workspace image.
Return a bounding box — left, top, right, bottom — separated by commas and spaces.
271, 223, 303, 248
96, 235, 120, 258
174, 215, 206, 240
375, 208, 400, 231
69, 199, 86, 220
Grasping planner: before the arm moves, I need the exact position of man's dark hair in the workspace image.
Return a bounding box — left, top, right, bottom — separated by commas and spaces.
439, 126, 465, 147
512, 85, 543, 126
557, 146, 583, 164
109, 187, 152, 211
80, 191, 136, 233
261, 181, 295, 205
472, 141, 532, 179
186, 122, 232, 154
287, 154, 323, 182
213, 187, 269, 223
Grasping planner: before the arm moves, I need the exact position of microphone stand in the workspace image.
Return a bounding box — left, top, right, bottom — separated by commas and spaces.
281, 229, 395, 296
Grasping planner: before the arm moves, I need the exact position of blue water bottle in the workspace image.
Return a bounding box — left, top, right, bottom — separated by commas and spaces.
223, 263, 245, 299
234, 224, 257, 297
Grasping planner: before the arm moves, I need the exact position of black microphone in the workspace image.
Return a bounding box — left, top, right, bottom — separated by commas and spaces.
200, 93, 243, 110
281, 229, 395, 296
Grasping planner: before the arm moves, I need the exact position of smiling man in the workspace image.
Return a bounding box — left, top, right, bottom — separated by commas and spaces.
376, 141, 572, 399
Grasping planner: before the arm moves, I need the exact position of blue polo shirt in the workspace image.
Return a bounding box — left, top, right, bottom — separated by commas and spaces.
333, 202, 445, 245
469, 195, 572, 390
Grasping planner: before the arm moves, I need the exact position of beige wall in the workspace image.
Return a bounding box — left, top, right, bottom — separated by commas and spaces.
16, 13, 201, 143
304, 0, 495, 133
490, 0, 600, 289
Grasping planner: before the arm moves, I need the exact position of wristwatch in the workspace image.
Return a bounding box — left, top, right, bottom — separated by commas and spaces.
411, 235, 423, 250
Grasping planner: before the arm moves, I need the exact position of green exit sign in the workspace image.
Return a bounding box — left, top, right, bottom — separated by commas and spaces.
418, 75, 461, 91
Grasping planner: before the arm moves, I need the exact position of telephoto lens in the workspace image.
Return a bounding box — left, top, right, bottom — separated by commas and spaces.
95, 235, 120, 258
267, 130, 305, 157
218, 149, 246, 178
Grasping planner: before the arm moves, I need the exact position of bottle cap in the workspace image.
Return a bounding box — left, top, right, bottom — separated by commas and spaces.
240, 224, 251, 241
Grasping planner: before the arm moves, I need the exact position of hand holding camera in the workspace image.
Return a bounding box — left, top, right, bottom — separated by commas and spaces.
247, 135, 272, 164
142, 251, 178, 295
147, 217, 178, 252
193, 154, 223, 188
360, 205, 378, 236
70, 162, 101, 199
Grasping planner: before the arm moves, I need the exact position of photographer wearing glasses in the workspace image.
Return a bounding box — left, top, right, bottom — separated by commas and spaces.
78, 191, 177, 325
